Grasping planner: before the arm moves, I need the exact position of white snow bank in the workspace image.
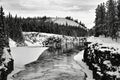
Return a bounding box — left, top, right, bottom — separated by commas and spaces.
74, 50, 94, 80
74, 50, 84, 62
9, 38, 16, 47
87, 36, 120, 50
11, 47, 48, 67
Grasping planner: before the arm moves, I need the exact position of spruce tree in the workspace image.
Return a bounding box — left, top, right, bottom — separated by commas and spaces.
0, 6, 8, 59
95, 3, 106, 36
106, 0, 117, 37
95, 3, 106, 26
0, 6, 6, 48
117, 0, 120, 20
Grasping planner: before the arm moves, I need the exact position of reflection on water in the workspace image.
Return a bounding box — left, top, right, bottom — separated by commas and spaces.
12, 42, 86, 80
37, 42, 84, 60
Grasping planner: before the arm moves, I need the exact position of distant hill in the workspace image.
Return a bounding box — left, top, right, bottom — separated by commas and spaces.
46, 17, 86, 29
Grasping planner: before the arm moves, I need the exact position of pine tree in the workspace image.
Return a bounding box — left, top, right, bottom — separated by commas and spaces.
106, 0, 117, 37
95, 3, 106, 36
117, 0, 120, 20
0, 6, 6, 48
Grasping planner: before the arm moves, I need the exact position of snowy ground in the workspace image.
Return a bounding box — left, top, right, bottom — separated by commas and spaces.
87, 36, 120, 49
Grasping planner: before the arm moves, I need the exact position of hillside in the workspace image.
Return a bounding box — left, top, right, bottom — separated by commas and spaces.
46, 17, 86, 29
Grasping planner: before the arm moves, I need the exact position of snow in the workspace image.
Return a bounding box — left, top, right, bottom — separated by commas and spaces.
11, 47, 48, 67
9, 38, 17, 47
74, 50, 94, 80
53, 18, 80, 27
46, 17, 86, 28
23, 32, 85, 47
87, 36, 120, 50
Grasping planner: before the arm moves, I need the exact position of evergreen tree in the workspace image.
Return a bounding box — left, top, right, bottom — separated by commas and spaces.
117, 0, 120, 20
117, 0, 120, 31
0, 6, 7, 48
95, 3, 106, 26
106, 0, 117, 37
95, 3, 106, 36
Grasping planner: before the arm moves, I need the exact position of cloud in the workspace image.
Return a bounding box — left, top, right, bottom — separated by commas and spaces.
0, 0, 107, 28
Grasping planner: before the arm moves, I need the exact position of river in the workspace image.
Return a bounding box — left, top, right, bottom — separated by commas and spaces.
11, 42, 86, 80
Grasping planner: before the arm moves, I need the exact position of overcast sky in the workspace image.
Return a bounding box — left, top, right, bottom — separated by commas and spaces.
0, 0, 108, 28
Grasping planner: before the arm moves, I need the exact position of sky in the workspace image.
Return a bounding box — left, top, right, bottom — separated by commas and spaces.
0, 0, 108, 29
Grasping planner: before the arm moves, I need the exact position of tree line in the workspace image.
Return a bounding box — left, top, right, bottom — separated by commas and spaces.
0, 6, 88, 43
21, 16, 87, 36
5, 14, 87, 42
94, 0, 120, 38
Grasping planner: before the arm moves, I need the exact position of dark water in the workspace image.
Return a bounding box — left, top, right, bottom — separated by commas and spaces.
12, 42, 86, 80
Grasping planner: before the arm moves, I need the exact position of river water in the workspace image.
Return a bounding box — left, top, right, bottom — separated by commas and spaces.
11, 42, 86, 80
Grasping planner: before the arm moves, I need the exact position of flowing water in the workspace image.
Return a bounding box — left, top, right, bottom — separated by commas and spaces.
12, 42, 86, 80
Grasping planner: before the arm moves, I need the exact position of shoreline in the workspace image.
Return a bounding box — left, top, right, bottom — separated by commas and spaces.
74, 50, 95, 80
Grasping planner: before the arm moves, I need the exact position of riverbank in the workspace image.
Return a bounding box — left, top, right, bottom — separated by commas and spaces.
87, 36, 120, 49
73, 36, 120, 80
74, 50, 95, 80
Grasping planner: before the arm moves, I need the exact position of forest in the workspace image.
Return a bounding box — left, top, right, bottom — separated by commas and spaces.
92, 0, 120, 38
4, 13, 87, 43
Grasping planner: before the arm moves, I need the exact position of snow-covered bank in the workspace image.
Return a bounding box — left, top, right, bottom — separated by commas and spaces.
23, 32, 85, 46
74, 36, 120, 80
73, 36, 120, 80
74, 50, 94, 80
11, 47, 48, 67
87, 36, 120, 49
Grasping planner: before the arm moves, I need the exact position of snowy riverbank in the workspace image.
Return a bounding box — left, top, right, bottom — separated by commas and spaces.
74, 36, 120, 80
87, 36, 120, 49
